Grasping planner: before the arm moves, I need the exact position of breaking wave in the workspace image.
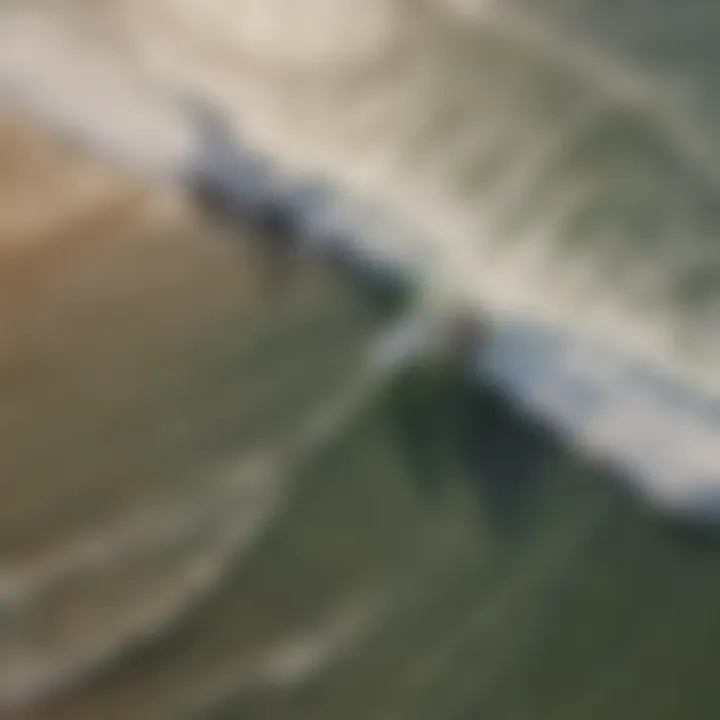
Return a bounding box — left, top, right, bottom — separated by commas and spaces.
3, 0, 720, 516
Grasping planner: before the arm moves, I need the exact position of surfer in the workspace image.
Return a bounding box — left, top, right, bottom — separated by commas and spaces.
181, 94, 300, 244
181, 93, 490, 375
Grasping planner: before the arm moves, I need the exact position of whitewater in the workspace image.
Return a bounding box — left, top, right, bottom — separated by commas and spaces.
2, 1, 720, 513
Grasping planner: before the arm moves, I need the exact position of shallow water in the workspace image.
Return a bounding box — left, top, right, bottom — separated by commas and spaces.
0, 110, 718, 720
2, 2, 720, 718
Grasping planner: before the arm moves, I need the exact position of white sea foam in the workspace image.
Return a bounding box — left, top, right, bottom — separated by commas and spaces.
1, 0, 719, 519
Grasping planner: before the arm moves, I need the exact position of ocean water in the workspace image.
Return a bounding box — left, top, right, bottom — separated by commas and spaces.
1, 1, 720, 717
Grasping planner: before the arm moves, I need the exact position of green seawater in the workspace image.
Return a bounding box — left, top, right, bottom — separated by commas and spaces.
1, 217, 718, 720
3, 0, 720, 717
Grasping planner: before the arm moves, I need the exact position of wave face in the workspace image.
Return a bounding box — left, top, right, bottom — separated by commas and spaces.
3, 0, 720, 511
3, 1, 720, 718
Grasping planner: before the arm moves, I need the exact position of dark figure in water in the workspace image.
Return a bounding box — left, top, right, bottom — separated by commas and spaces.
181, 95, 300, 249
382, 305, 549, 542
181, 93, 421, 315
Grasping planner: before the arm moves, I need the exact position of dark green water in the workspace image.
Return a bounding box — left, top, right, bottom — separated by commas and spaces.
1, 209, 719, 720
3, 1, 720, 717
